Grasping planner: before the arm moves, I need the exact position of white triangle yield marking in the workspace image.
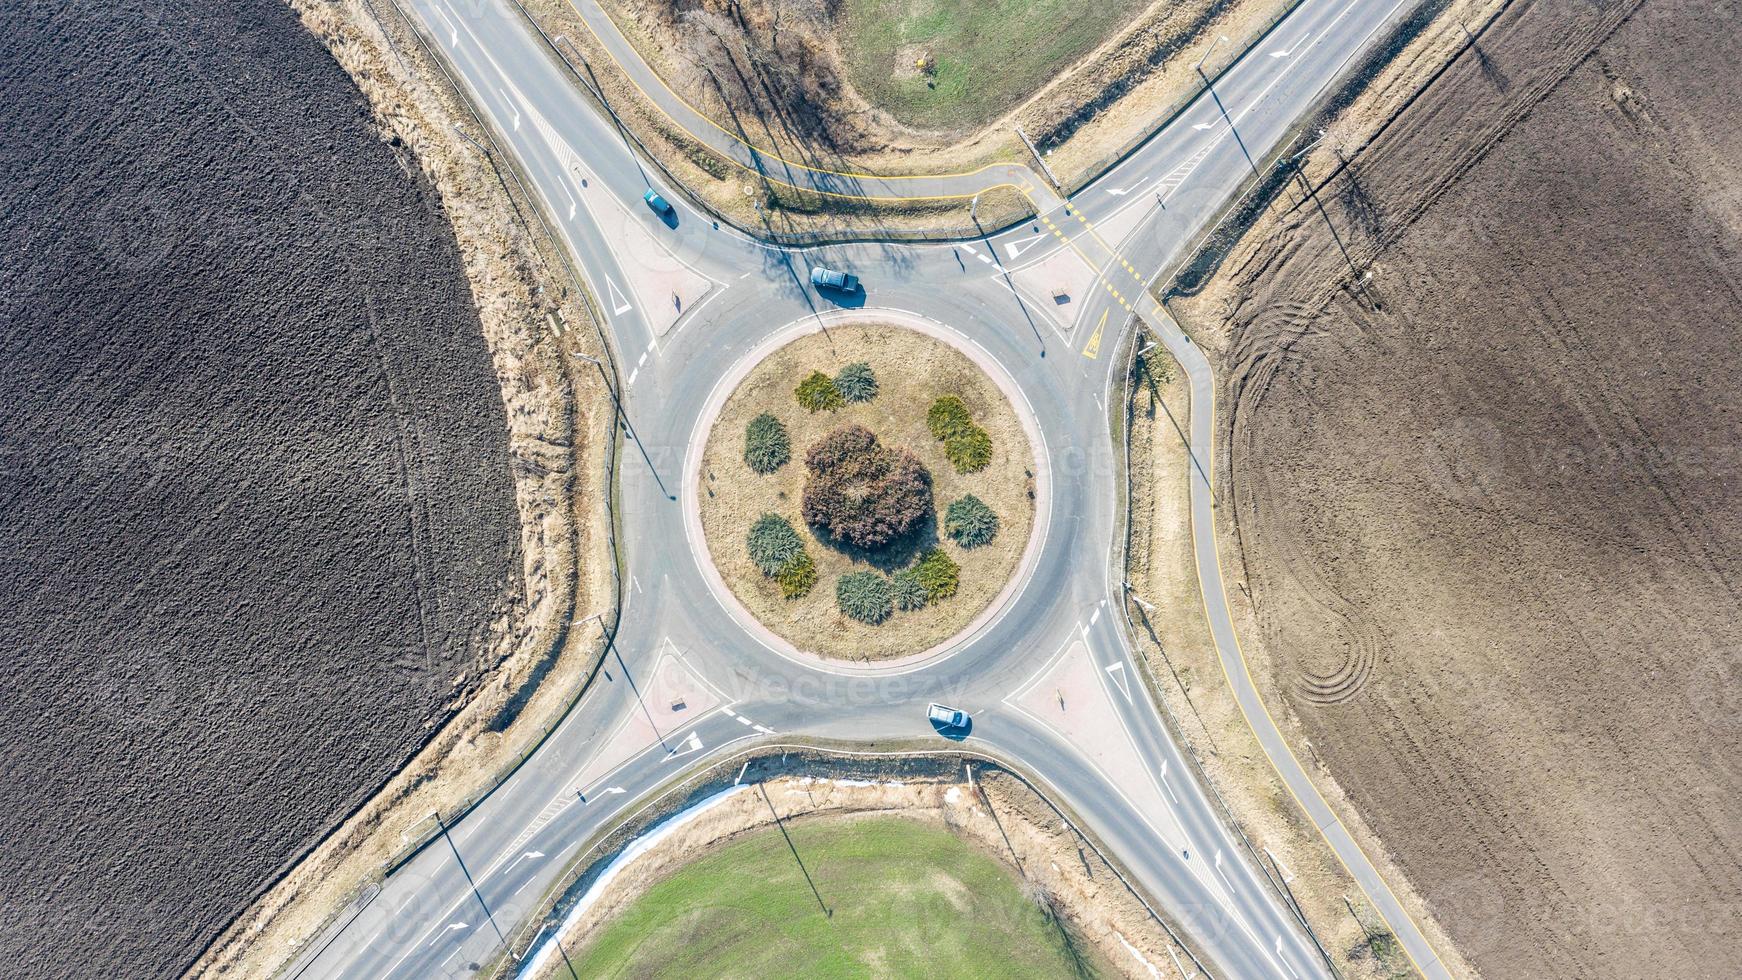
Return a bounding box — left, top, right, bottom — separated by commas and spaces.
1004, 232, 1047, 260
1105, 662, 1132, 703
605, 275, 633, 315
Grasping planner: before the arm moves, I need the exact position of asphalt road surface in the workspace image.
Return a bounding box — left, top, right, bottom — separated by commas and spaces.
288, 0, 1452, 976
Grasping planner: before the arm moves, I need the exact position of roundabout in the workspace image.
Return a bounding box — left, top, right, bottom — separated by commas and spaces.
290, 0, 1454, 977
686, 311, 1050, 671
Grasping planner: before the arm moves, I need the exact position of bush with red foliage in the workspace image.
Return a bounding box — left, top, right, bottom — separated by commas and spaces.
801, 424, 933, 549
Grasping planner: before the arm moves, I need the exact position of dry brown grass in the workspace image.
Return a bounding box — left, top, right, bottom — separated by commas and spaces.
699, 323, 1034, 661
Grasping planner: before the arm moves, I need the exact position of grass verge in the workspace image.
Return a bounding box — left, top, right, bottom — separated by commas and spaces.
557, 814, 1097, 978
839, 0, 1152, 132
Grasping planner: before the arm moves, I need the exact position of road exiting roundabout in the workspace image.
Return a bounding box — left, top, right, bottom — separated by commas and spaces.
684, 309, 1052, 675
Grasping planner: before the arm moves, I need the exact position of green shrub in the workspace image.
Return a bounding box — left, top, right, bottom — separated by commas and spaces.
776, 551, 816, 599
747, 513, 803, 576
743, 413, 791, 474
835, 362, 878, 402
945, 495, 999, 548
837, 571, 893, 624
944, 425, 993, 473
891, 568, 928, 611
927, 395, 993, 473
915, 548, 960, 602
926, 395, 973, 439
795, 371, 844, 412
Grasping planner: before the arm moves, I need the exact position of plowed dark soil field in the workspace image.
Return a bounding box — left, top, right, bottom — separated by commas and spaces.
1194, 0, 1742, 975
0, 0, 519, 976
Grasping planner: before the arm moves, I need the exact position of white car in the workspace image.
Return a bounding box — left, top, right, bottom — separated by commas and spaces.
927, 702, 969, 730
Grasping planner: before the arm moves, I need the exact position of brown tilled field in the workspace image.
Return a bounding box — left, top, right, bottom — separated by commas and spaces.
1177, 0, 1742, 975
0, 0, 520, 976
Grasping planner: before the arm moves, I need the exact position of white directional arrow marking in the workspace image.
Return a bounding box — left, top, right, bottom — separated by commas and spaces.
602, 786, 626, 795
432, 2, 458, 47
604, 275, 633, 315
501, 850, 545, 876
1214, 849, 1237, 892
496, 88, 521, 131
1270, 29, 1311, 58
1158, 759, 1180, 803
1105, 662, 1132, 703
1276, 936, 1304, 979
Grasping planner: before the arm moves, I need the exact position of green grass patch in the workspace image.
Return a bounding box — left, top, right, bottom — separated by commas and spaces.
561, 815, 1101, 978
838, 0, 1151, 131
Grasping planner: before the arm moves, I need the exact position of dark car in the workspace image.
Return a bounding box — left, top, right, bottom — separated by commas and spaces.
809, 265, 859, 292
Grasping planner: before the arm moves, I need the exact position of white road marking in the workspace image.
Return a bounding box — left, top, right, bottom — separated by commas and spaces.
1214, 849, 1237, 892
496, 88, 520, 131
959, 243, 995, 265
1159, 759, 1180, 803
604, 274, 633, 315
1276, 936, 1304, 979
665, 731, 705, 761
500, 850, 544, 877
431, 0, 458, 47
556, 175, 577, 220
1105, 662, 1132, 703
1271, 28, 1311, 57
1089, 606, 1102, 627
627, 366, 639, 386
1003, 232, 1048, 259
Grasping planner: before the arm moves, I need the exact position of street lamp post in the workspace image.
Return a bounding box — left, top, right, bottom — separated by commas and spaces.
1195, 34, 1229, 77
573, 352, 624, 418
